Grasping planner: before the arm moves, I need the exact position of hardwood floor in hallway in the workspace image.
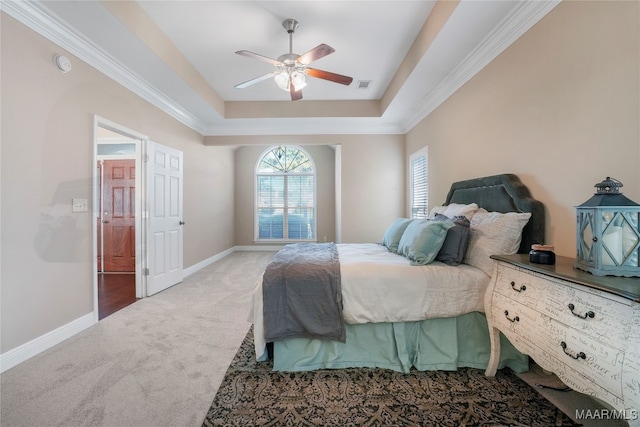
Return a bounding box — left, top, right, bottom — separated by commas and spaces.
98, 273, 137, 320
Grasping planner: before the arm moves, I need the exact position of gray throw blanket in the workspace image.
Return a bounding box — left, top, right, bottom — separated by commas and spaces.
263, 243, 345, 343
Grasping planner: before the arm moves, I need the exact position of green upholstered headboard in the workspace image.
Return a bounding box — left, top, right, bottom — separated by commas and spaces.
444, 174, 545, 254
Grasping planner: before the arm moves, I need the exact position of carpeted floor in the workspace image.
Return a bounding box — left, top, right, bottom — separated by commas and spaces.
0, 251, 276, 427
203, 328, 579, 427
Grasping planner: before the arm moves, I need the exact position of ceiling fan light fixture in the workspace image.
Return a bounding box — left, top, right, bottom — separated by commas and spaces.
274, 71, 290, 91
291, 71, 307, 91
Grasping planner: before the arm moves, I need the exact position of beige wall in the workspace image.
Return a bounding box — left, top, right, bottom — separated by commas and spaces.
0, 14, 234, 353
339, 135, 406, 243
406, 0, 639, 258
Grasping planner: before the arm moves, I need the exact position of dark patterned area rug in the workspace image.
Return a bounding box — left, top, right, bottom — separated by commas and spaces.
202, 328, 579, 426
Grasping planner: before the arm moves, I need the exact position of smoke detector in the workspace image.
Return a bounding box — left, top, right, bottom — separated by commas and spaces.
53, 54, 72, 73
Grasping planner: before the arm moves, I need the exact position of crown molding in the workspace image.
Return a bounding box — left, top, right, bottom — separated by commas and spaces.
399, 0, 562, 133
1, 0, 209, 135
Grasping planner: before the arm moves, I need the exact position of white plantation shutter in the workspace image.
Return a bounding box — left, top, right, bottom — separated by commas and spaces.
410, 148, 428, 219
256, 175, 285, 239
286, 174, 315, 239
255, 146, 316, 241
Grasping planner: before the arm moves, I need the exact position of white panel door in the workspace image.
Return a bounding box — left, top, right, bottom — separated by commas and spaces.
146, 141, 184, 296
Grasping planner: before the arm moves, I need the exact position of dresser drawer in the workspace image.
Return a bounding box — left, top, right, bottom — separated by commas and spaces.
493, 263, 635, 347
490, 296, 624, 398
526, 347, 623, 408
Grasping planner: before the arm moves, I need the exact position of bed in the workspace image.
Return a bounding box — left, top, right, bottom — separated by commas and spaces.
248, 174, 545, 373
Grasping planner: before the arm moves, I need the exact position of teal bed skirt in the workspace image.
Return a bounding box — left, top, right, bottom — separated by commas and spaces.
272, 311, 528, 373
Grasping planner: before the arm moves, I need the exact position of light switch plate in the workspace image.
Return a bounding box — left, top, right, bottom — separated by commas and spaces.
72, 198, 88, 212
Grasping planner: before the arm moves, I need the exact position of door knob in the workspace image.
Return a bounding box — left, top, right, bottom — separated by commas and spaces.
102, 219, 109, 224
179, 221, 185, 225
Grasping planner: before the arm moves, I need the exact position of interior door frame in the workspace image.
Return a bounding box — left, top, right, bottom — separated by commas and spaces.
93, 116, 146, 320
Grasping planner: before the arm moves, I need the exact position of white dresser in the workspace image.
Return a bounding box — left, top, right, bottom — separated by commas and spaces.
485, 254, 640, 426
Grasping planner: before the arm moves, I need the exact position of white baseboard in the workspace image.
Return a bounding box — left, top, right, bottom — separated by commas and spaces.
183, 246, 236, 277
0, 312, 95, 374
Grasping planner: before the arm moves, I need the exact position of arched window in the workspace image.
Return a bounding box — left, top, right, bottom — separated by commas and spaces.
255, 146, 316, 241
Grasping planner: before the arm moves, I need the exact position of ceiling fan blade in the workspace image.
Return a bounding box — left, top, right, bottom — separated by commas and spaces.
306, 68, 353, 86
290, 83, 303, 101
235, 50, 284, 67
297, 43, 335, 65
235, 72, 277, 89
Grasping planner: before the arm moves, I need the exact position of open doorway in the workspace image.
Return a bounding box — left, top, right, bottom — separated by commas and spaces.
93, 117, 185, 321
94, 120, 144, 320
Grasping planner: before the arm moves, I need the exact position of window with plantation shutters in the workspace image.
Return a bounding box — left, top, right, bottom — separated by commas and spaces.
410, 148, 428, 219
255, 146, 316, 241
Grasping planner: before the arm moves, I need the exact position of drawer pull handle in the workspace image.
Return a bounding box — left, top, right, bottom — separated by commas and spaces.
504, 310, 519, 322
567, 303, 595, 319
510, 281, 526, 292
561, 341, 586, 360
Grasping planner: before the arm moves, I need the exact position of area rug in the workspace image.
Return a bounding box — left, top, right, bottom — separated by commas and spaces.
202, 328, 578, 426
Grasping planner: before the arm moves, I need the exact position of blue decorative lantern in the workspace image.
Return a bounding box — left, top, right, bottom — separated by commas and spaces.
575, 177, 640, 277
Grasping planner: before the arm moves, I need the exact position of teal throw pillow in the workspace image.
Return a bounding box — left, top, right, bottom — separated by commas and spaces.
381, 218, 414, 253
398, 220, 455, 265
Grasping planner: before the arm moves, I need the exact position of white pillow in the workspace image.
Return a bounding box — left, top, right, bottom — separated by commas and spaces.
463, 209, 532, 275
429, 203, 479, 221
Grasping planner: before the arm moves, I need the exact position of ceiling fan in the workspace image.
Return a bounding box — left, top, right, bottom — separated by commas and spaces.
235, 19, 353, 101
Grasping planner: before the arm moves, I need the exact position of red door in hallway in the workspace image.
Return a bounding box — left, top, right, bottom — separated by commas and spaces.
100, 159, 136, 272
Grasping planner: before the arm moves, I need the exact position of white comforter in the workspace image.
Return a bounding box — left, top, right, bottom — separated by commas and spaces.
248, 243, 491, 360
